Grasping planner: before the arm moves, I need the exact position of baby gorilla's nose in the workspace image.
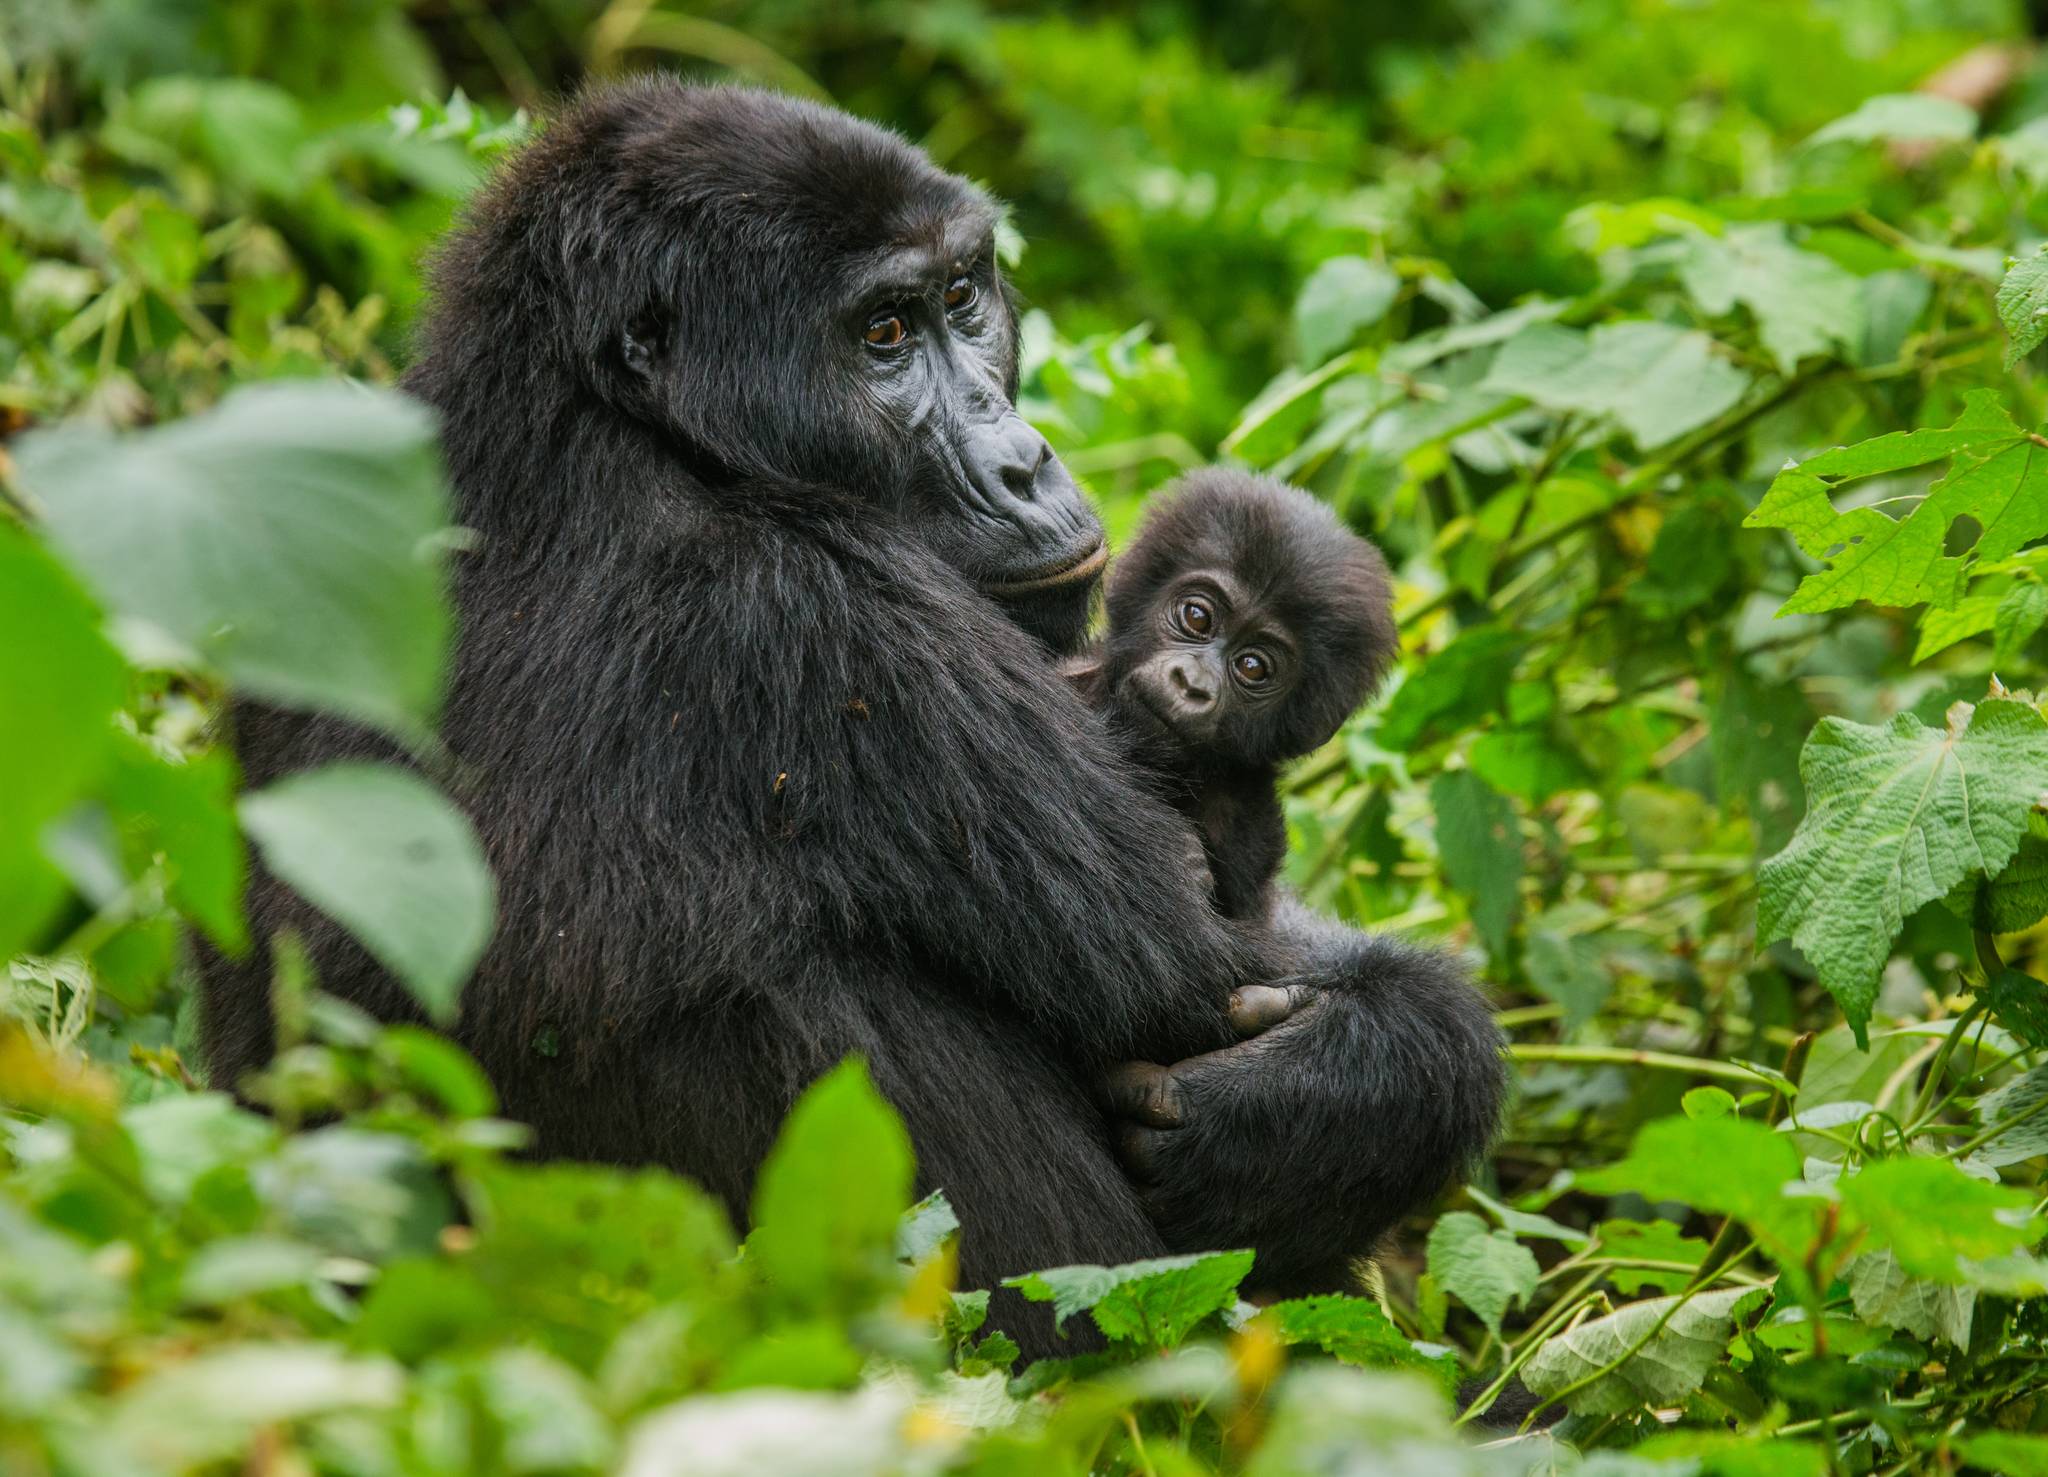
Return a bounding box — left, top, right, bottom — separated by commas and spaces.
1168, 657, 1215, 709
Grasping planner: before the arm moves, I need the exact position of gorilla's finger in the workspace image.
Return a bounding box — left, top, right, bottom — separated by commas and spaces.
1117, 1123, 1168, 1183
1100, 1061, 1185, 1127
1227, 983, 1311, 1038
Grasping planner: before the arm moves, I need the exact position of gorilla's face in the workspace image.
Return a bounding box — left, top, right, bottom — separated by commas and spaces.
585, 87, 1103, 650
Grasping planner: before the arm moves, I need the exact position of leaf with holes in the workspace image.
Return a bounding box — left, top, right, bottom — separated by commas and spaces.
1745, 391, 2048, 616
1757, 698, 2048, 1041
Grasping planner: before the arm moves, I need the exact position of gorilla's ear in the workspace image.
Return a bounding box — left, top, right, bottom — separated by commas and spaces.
621, 313, 667, 379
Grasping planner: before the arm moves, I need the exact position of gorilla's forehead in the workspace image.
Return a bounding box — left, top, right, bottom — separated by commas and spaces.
601, 82, 996, 264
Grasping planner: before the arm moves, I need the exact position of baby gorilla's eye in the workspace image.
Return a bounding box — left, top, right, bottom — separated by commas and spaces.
864, 312, 909, 348
1177, 597, 1214, 637
1234, 650, 1272, 684
944, 276, 978, 312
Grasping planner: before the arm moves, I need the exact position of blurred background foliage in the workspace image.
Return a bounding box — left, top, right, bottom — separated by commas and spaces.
13, 0, 2048, 1472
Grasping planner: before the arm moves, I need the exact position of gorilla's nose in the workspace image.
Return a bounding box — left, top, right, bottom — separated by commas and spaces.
1168, 658, 1215, 711
996, 421, 1054, 503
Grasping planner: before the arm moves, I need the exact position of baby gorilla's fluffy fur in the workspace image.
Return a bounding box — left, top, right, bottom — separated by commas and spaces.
1075, 470, 1395, 918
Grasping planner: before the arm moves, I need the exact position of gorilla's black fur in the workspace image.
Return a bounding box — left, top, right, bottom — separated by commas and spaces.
200, 79, 1505, 1353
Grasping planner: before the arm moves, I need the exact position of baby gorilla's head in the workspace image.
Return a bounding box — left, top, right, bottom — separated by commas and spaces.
1102, 470, 1395, 771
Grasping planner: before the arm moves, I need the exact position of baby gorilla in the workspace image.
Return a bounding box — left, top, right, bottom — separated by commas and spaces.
1069, 469, 1397, 919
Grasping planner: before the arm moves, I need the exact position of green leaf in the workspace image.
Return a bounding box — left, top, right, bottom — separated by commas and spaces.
1264, 1296, 1458, 1393
1595, 1219, 1709, 1295
460, 1160, 734, 1365
1580, 1117, 1813, 1269
19, 380, 455, 741
1005, 1249, 1253, 1349
1956, 1433, 2048, 1477
749, 1059, 916, 1313
1294, 256, 1399, 365
105, 734, 247, 954
240, 762, 493, 1023
1806, 94, 1978, 149
1839, 1156, 2039, 1283
1424, 1211, 1537, 1335
0, 525, 127, 957
1481, 319, 1748, 448
1745, 392, 2048, 616
1431, 771, 1522, 961
1757, 699, 2048, 1039
1998, 246, 2048, 369
1995, 579, 2048, 666
896, 1189, 959, 1264
1378, 628, 1524, 751
180, 1236, 324, 1307
1846, 1248, 1975, 1347
108, 1343, 403, 1472
1522, 1285, 1757, 1417
1971, 1064, 2048, 1168
1946, 830, 2048, 934
1986, 967, 2048, 1049
1678, 225, 1861, 374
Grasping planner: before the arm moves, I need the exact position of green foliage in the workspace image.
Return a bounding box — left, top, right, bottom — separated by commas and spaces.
8, 0, 2048, 1469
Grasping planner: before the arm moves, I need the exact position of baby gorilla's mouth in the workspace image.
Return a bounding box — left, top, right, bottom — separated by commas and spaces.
980, 538, 1108, 598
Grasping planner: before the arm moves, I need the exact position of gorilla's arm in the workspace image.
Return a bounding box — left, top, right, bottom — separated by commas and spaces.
1106, 899, 1506, 1295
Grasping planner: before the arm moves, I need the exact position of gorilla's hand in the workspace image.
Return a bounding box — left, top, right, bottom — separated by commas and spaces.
1098, 934, 1504, 1299
1100, 983, 1315, 1162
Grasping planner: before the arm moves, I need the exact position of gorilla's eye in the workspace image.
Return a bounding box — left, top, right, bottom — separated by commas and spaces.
944, 276, 978, 313
1234, 650, 1272, 685
1176, 597, 1214, 638
864, 312, 910, 348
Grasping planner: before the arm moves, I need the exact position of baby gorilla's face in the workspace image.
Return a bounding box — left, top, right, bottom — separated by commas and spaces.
1120, 566, 1297, 765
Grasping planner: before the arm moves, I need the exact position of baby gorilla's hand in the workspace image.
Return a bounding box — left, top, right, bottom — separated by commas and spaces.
1098, 982, 1317, 1181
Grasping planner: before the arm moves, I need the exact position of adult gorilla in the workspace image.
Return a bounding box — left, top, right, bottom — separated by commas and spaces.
202, 80, 1503, 1352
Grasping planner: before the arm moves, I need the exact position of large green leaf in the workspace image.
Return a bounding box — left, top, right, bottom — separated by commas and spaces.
748, 1059, 916, 1314
1757, 699, 2048, 1039
1424, 1211, 1537, 1336
18, 379, 454, 741
1005, 1249, 1252, 1349
1806, 94, 1978, 149
1745, 391, 2048, 616
1294, 256, 1399, 365
0, 526, 127, 957
1481, 319, 1748, 448
1839, 1156, 2039, 1284
239, 762, 494, 1023
1522, 1285, 1757, 1417
1678, 224, 1861, 374
1580, 1116, 1816, 1271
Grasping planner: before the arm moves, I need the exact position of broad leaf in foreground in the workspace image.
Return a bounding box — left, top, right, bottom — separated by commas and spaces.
748, 1060, 915, 1314
1424, 1211, 1537, 1336
1522, 1285, 1757, 1417
1005, 1249, 1252, 1349
19, 380, 455, 741
239, 761, 494, 1023
1745, 391, 2048, 616
1757, 698, 2048, 1039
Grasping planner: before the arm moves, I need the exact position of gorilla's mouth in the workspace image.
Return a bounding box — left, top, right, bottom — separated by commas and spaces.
979, 538, 1108, 598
